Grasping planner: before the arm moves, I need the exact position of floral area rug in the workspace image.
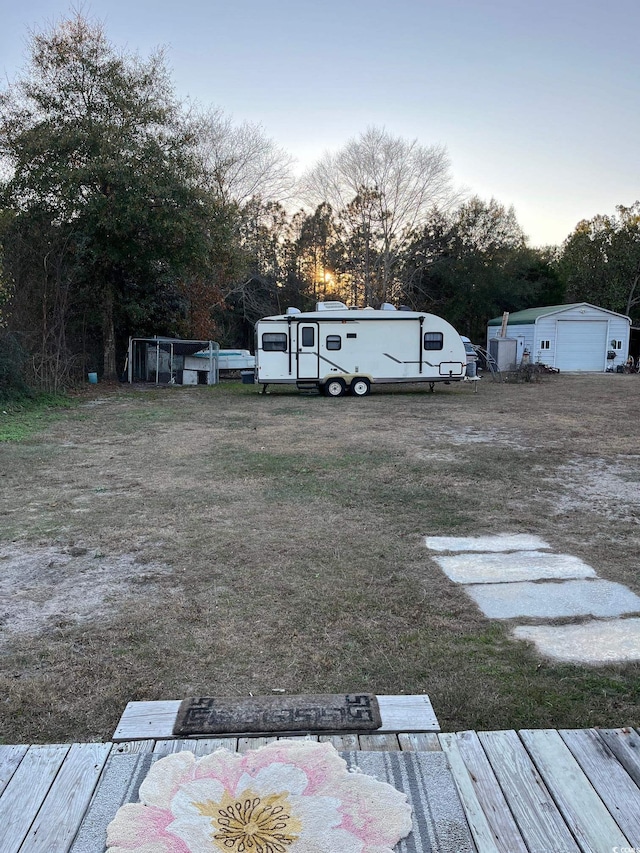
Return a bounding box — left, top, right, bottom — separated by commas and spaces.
106, 740, 413, 852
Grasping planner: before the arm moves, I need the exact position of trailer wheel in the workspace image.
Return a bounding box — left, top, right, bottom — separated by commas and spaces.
324, 378, 347, 397
350, 378, 371, 397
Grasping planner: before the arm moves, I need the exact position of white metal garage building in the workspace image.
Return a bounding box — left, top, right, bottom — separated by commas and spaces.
487, 303, 631, 372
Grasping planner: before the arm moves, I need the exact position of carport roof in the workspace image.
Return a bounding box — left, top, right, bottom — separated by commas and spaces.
131, 337, 214, 356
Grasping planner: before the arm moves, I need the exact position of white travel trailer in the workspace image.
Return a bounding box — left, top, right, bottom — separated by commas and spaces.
254, 301, 467, 396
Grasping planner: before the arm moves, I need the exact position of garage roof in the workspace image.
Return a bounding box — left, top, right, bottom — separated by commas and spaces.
487, 303, 628, 326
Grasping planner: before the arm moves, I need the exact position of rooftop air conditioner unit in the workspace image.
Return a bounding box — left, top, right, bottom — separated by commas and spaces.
316, 301, 347, 311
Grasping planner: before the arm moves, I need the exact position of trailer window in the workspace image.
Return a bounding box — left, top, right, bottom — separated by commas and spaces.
301, 327, 315, 347
262, 333, 287, 352
424, 332, 443, 350
326, 335, 341, 350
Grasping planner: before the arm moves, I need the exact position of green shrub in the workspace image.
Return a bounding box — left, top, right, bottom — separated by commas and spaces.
0, 332, 33, 403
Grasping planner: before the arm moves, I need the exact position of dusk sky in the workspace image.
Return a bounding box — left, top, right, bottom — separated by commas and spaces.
1, 0, 638, 247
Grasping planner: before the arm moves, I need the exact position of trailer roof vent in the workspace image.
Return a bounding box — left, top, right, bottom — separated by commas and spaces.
380, 302, 396, 311
286, 307, 301, 315
316, 301, 347, 311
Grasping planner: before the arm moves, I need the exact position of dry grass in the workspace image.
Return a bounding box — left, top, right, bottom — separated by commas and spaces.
1, 373, 639, 743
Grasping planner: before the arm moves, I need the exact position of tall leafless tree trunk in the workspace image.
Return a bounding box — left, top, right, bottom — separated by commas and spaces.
102, 285, 117, 380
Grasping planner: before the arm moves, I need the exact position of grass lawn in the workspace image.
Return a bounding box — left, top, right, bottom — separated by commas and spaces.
0, 373, 639, 743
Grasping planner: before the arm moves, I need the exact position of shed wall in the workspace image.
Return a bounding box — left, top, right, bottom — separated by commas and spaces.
535, 316, 558, 365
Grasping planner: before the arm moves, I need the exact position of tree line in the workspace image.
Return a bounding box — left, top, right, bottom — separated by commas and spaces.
1, 12, 638, 394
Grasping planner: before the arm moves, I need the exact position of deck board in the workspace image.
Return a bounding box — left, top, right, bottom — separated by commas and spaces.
442, 730, 528, 853
478, 729, 581, 853
0, 744, 70, 853
21, 742, 112, 853
318, 733, 360, 750
520, 728, 631, 851
597, 727, 640, 788
0, 744, 28, 797
438, 733, 504, 853
560, 728, 640, 844
399, 732, 442, 752
110, 739, 155, 756
358, 733, 401, 751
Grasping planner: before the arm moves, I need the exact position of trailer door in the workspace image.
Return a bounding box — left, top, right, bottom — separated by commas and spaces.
297, 323, 319, 379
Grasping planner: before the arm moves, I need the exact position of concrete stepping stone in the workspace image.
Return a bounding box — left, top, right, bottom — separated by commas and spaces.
433, 551, 595, 584
466, 579, 640, 620
424, 534, 550, 553
513, 619, 640, 664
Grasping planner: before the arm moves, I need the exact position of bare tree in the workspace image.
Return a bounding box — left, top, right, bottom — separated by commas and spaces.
192, 108, 296, 206
301, 127, 459, 304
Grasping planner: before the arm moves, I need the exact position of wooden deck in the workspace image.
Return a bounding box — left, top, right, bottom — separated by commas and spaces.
1, 726, 639, 852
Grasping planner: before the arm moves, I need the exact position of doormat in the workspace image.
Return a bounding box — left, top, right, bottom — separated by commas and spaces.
173, 693, 381, 735
106, 740, 413, 852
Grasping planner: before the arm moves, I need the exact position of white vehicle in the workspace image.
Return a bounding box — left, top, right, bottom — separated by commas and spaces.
254, 301, 467, 396
460, 336, 478, 364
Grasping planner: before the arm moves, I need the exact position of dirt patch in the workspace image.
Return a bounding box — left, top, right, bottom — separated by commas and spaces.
1, 374, 640, 742
448, 426, 529, 450
0, 544, 173, 640
548, 455, 640, 523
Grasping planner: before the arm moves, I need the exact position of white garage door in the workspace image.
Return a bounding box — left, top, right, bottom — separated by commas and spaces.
556, 320, 607, 371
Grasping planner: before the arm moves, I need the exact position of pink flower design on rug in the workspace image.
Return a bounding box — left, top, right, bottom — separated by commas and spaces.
106, 740, 413, 853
